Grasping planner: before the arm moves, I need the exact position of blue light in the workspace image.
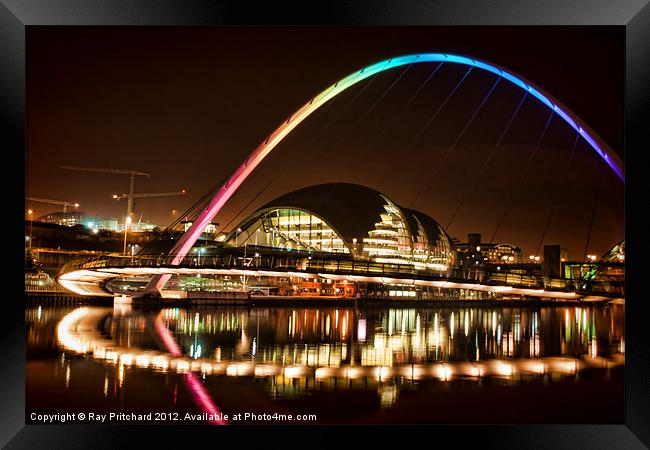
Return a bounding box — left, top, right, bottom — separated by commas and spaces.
375, 54, 621, 181
528, 86, 554, 110
498, 70, 529, 92
473, 60, 502, 77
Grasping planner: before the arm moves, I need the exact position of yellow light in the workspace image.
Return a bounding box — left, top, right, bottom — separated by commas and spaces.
315, 367, 335, 379
135, 355, 151, 368
175, 359, 190, 372
118, 364, 124, 387
345, 367, 362, 379
283, 366, 304, 378
436, 365, 452, 381
497, 362, 513, 376
375, 366, 389, 380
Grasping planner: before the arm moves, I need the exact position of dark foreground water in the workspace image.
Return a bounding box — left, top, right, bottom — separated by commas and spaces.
26, 299, 624, 424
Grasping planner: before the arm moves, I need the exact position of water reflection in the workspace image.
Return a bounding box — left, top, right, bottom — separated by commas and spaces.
28, 303, 624, 417
158, 306, 624, 366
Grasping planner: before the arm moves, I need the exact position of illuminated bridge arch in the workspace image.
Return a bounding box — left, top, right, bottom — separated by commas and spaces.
145, 53, 624, 294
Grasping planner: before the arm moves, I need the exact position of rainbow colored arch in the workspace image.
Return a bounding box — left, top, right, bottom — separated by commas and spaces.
144, 53, 624, 294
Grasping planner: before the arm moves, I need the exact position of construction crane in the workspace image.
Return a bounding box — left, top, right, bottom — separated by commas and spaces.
112, 189, 187, 229
61, 166, 150, 222
112, 190, 186, 200
26, 197, 80, 213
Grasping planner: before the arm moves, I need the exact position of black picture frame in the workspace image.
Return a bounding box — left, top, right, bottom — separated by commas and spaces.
3, 1, 649, 448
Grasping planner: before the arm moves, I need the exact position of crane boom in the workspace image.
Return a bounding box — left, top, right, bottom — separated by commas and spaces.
61, 165, 150, 221
26, 197, 79, 213
60, 166, 150, 177
113, 190, 186, 199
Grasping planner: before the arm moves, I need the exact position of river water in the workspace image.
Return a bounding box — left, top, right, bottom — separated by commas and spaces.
26, 300, 624, 424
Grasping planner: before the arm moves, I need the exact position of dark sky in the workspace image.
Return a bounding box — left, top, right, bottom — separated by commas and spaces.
26, 27, 624, 259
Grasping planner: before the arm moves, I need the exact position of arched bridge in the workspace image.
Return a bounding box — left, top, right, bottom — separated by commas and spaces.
139, 53, 624, 297
56, 53, 624, 301
57, 250, 620, 301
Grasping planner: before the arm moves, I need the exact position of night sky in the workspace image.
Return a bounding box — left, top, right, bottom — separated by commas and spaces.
26, 27, 624, 259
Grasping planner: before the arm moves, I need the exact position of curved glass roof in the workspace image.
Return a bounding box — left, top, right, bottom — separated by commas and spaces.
225, 183, 455, 269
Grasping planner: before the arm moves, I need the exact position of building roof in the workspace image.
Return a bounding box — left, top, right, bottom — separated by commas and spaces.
401, 207, 448, 246
259, 183, 388, 243
230, 183, 452, 252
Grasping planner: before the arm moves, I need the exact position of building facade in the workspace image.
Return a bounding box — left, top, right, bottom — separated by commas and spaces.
454, 233, 522, 267
223, 183, 456, 271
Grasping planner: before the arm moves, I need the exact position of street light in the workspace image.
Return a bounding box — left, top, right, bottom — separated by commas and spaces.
27, 209, 35, 250
235, 227, 242, 247
123, 216, 132, 256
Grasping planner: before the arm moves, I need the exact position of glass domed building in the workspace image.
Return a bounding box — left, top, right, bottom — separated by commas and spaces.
223, 183, 455, 271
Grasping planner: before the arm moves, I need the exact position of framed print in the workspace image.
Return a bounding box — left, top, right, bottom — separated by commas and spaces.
4, 0, 650, 448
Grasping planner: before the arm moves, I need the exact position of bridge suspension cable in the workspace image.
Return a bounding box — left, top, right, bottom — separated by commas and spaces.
220, 74, 382, 233
489, 110, 555, 244
370, 63, 446, 189
337, 62, 465, 221
135, 176, 229, 255
374, 65, 474, 198
582, 164, 605, 263
347, 63, 448, 214
444, 90, 530, 232
534, 132, 581, 257
153, 77, 378, 240
228, 63, 447, 234
225, 66, 415, 231
408, 74, 502, 209
324, 64, 414, 155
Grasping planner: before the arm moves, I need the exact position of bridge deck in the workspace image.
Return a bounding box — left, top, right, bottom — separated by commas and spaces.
56, 253, 622, 300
